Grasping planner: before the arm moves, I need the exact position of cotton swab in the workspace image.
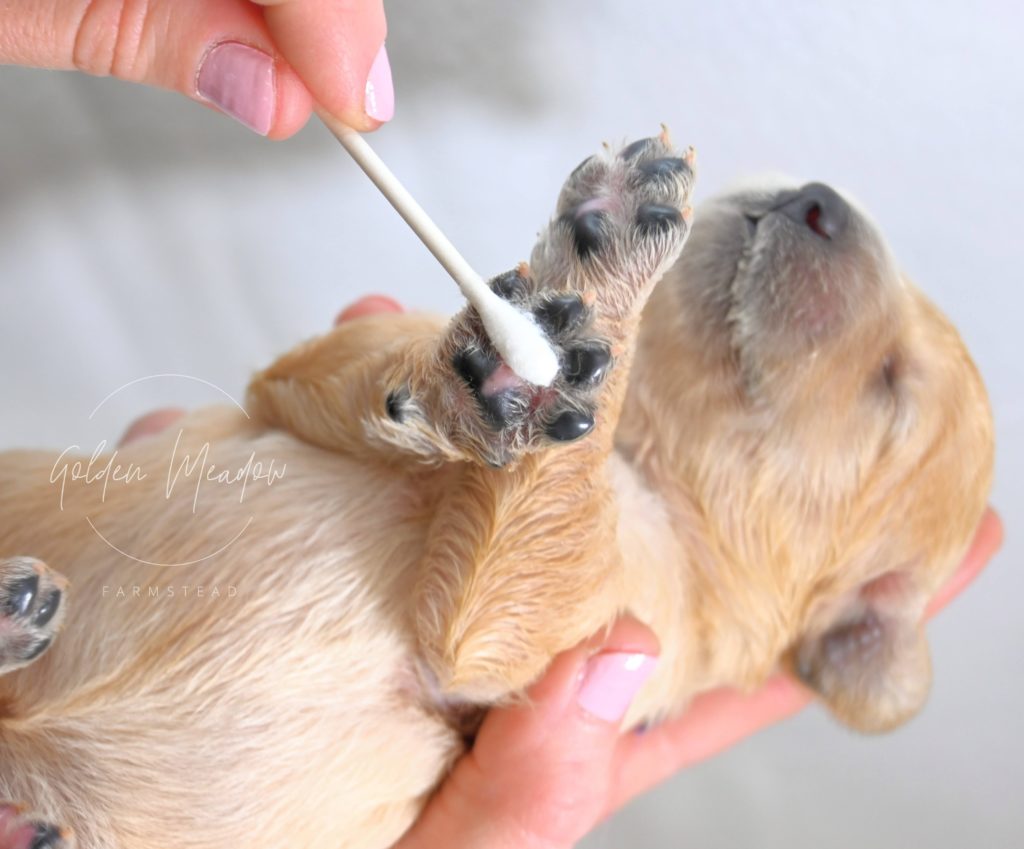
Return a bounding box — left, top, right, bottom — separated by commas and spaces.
316, 109, 560, 387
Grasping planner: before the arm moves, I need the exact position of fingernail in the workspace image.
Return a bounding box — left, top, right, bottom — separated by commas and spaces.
576, 651, 657, 723
364, 43, 394, 122
197, 42, 276, 136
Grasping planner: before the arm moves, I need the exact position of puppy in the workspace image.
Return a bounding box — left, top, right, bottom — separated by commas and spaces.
0, 132, 993, 849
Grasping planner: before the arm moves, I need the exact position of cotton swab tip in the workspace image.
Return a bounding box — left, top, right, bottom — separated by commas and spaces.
477, 295, 560, 387
316, 111, 561, 385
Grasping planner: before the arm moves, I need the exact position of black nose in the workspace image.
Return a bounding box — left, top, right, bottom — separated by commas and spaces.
776, 182, 849, 240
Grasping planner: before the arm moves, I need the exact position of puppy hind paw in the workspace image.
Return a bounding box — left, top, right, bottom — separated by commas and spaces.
0, 805, 74, 849
0, 558, 67, 676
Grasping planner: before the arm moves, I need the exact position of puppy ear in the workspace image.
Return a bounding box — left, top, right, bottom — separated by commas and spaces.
790, 573, 932, 733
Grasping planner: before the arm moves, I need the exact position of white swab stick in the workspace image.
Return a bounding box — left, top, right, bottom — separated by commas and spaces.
316, 109, 560, 387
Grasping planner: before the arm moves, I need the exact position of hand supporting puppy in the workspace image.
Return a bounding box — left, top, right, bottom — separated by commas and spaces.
121, 295, 1003, 849
0, 0, 392, 136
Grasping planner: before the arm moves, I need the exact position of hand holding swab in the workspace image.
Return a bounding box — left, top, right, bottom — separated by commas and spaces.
316, 108, 560, 387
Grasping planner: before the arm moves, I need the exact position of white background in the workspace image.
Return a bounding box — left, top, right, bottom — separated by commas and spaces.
0, 1, 1020, 846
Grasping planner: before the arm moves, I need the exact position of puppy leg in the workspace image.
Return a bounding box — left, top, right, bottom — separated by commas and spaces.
0, 804, 73, 849
0, 558, 66, 677
415, 133, 697, 698
247, 312, 472, 463
248, 132, 696, 473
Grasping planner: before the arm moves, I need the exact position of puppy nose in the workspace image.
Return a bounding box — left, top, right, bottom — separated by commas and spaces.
776, 182, 849, 240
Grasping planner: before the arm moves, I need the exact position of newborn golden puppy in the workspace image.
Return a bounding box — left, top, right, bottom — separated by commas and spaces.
0, 134, 993, 849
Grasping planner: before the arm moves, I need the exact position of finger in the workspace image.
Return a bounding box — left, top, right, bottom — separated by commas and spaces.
609, 675, 811, 813
118, 408, 186, 446
926, 507, 1003, 618
399, 619, 659, 849
334, 295, 404, 325
255, 0, 391, 130
1, 0, 313, 138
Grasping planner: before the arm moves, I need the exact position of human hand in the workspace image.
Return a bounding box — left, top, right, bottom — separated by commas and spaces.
121, 295, 1002, 849
0, 0, 392, 137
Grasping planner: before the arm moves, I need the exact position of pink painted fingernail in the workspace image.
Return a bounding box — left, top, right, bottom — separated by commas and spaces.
576, 651, 657, 723
364, 43, 394, 122
197, 42, 276, 136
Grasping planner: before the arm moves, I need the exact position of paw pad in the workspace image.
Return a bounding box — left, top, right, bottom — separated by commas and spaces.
636, 203, 682, 234
545, 410, 595, 442
638, 157, 689, 181
535, 294, 587, 337
569, 208, 608, 258
564, 343, 611, 386
490, 268, 530, 302
0, 558, 66, 673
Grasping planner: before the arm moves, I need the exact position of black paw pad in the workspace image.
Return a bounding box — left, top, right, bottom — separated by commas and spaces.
535, 295, 586, 336
29, 823, 66, 849
5, 574, 38, 617
33, 590, 60, 628
545, 410, 595, 442
480, 392, 521, 430
639, 157, 687, 181
490, 269, 529, 302
453, 348, 497, 391
620, 138, 654, 160
637, 203, 682, 234
569, 209, 607, 257
564, 343, 612, 386
385, 387, 410, 423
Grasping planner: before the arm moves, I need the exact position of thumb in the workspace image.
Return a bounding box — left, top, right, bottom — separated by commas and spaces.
2, 0, 315, 138
402, 618, 659, 849
255, 0, 391, 129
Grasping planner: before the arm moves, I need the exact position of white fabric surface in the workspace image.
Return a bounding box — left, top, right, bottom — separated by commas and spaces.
0, 1, 1021, 846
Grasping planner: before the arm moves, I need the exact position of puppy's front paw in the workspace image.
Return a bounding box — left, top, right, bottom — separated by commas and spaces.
0, 804, 74, 849
386, 130, 696, 467
0, 558, 66, 676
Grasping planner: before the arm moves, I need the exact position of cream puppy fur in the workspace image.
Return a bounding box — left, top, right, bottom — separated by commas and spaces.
0, 133, 993, 849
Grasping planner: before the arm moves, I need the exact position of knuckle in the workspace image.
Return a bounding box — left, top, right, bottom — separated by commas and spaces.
71, 0, 149, 80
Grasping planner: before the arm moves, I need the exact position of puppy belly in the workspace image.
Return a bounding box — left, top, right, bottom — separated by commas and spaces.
0, 432, 462, 849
